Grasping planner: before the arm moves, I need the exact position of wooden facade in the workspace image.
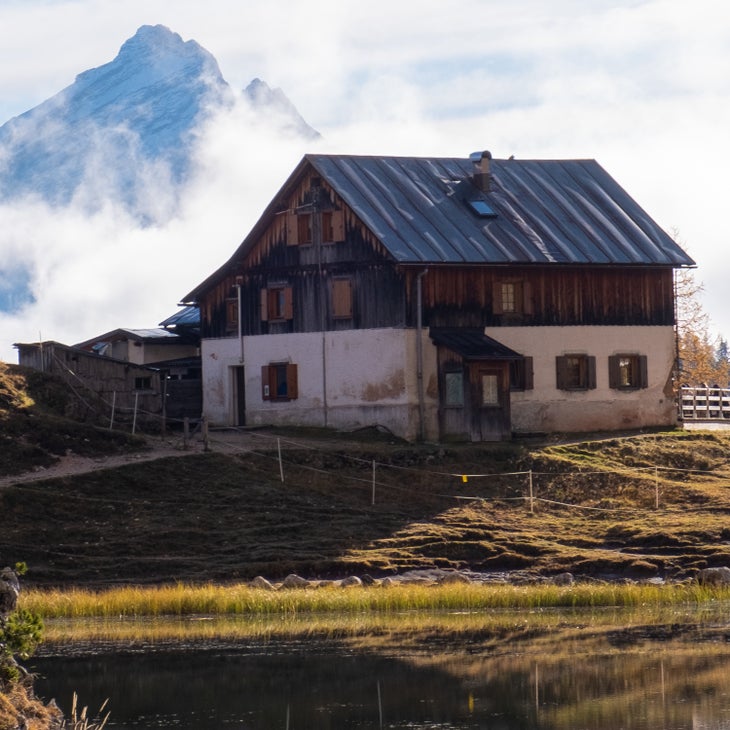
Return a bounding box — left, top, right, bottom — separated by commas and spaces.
197, 167, 676, 340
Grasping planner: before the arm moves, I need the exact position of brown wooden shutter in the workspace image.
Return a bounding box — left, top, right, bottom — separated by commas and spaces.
524, 356, 534, 390
332, 278, 352, 318
608, 355, 620, 389
286, 212, 298, 246
260, 288, 269, 321
492, 283, 504, 315
261, 365, 273, 400
283, 286, 294, 320
556, 356, 567, 390
522, 281, 533, 315
587, 356, 597, 389
332, 209, 345, 242
639, 355, 648, 389
286, 363, 298, 399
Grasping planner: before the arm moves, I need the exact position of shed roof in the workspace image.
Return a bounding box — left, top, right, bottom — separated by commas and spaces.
182, 153, 694, 302
429, 328, 524, 360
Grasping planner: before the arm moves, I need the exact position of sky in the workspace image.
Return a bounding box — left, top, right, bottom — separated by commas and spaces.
0, 0, 729, 362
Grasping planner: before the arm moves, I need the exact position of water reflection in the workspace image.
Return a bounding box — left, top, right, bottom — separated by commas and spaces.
29, 609, 730, 729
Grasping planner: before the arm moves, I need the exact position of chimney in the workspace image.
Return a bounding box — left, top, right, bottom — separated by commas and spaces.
469, 150, 492, 192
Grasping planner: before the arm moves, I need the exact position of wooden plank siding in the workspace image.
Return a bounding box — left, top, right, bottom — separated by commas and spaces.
197, 166, 676, 338
404, 266, 675, 329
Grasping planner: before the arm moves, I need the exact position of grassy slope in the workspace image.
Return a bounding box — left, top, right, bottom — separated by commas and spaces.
3, 363, 730, 587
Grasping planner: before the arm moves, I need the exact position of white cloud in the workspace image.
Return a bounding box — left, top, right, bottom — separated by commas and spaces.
0, 0, 729, 360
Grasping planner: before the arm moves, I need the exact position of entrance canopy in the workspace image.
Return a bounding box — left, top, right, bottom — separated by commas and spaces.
429, 328, 523, 360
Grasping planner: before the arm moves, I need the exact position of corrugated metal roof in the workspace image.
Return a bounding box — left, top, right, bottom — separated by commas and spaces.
159, 306, 200, 328
306, 154, 695, 266
430, 328, 524, 359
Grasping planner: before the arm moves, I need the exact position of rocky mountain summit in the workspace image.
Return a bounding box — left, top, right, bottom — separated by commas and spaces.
0, 24, 318, 216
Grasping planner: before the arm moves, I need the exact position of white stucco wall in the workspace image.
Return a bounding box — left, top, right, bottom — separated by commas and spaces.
200, 328, 438, 440
490, 325, 677, 433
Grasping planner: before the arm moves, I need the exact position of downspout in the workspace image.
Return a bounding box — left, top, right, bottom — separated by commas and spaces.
416, 268, 428, 441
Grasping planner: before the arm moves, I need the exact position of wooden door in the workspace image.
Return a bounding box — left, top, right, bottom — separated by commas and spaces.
470, 363, 511, 441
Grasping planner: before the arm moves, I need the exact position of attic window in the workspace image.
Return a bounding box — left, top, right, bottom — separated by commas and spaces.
467, 199, 497, 218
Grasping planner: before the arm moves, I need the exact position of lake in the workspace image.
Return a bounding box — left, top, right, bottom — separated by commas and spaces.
28, 607, 730, 729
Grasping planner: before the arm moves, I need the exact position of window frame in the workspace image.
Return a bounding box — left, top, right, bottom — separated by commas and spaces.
556, 354, 596, 391
260, 284, 293, 322
261, 362, 299, 402
443, 370, 465, 407
609, 354, 648, 390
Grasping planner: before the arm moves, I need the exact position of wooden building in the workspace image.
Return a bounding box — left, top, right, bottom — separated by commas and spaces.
182, 152, 694, 441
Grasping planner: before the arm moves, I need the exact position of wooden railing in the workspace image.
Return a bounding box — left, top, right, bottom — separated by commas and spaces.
680, 386, 730, 421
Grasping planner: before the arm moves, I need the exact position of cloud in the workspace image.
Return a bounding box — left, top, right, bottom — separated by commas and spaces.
1, 0, 729, 360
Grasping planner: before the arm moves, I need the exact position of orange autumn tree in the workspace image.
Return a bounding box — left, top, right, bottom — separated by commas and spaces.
675, 268, 730, 387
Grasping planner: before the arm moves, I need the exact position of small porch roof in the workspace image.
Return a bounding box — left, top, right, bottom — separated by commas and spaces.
429, 328, 524, 360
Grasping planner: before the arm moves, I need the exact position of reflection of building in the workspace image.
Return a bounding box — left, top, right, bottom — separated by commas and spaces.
181, 152, 694, 441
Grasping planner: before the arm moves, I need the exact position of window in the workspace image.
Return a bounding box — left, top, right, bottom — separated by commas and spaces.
134, 376, 152, 391
261, 363, 298, 401
609, 354, 648, 390
556, 354, 596, 391
444, 371, 464, 406
287, 209, 345, 245
493, 281, 532, 316
501, 282, 516, 313
510, 357, 534, 391
331, 277, 353, 319
261, 285, 293, 322
481, 374, 500, 405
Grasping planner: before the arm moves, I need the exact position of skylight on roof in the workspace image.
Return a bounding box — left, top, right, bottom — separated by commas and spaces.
467, 199, 497, 218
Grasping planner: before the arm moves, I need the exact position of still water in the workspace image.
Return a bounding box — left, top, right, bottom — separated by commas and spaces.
28, 609, 730, 729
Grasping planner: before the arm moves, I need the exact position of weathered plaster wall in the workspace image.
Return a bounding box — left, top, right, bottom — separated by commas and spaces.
491, 325, 677, 433
200, 328, 438, 440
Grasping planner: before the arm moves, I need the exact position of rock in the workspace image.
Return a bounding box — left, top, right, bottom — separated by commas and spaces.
0, 567, 20, 617
437, 572, 471, 585
360, 574, 376, 585
380, 576, 396, 587
340, 576, 363, 588
249, 575, 275, 590
282, 573, 310, 589
553, 572, 575, 586
697, 566, 730, 586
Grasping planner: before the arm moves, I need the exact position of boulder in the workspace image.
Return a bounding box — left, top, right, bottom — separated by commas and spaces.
697, 566, 730, 586
340, 576, 363, 588
437, 572, 471, 585
249, 575, 275, 590
282, 573, 310, 589
0, 567, 20, 617
553, 572, 575, 586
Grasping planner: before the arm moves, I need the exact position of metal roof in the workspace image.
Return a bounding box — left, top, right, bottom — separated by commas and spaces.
430, 328, 524, 359
307, 154, 694, 266
159, 305, 200, 328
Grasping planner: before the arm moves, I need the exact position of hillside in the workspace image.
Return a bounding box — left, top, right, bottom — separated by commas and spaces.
2, 363, 730, 587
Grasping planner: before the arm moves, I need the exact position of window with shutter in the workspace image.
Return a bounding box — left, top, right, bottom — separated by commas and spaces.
556, 354, 596, 391
261, 285, 293, 322
609, 354, 648, 390
510, 357, 534, 391
261, 362, 299, 401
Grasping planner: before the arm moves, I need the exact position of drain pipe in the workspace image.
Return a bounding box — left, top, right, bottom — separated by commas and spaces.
416, 268, 428, 441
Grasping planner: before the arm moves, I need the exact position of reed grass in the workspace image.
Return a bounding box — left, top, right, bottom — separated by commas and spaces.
19, 580, 730, 619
